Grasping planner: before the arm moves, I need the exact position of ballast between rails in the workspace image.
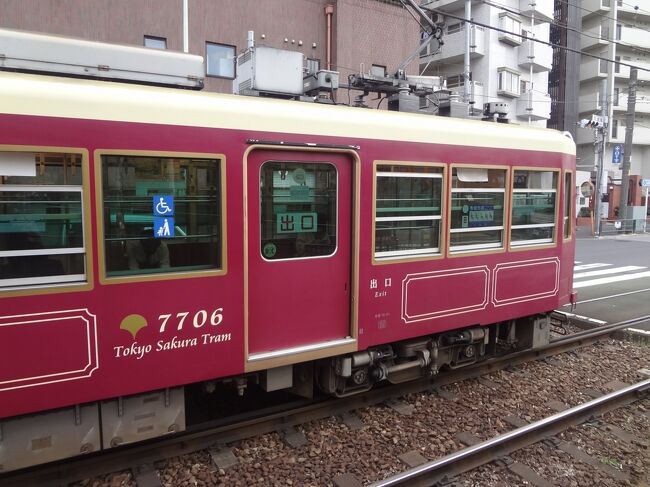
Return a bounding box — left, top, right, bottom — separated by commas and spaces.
371, 378, 650, 487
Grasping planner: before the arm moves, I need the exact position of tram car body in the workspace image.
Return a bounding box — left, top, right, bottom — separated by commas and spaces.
0, 71, 575, 470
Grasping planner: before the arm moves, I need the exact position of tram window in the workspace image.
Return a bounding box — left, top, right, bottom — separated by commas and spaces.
511, 169, 558, 246
0, 152, 86, 289
260, 161, 337, 260
101, 155, 221, 276
374, 165, 443, 260
564, 172, 573, 239
450, 167, 506, 252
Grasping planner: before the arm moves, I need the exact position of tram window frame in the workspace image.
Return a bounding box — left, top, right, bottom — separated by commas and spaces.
259, 160, 338, 261
449, 166, 507, 254
373, 162, 445, 262
510, 168, 559, 248
564, 171, 574, 240
0, 150, 89, 292
98, 152, 226, 281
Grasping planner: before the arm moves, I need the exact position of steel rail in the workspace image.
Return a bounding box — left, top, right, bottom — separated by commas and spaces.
2, 313, 647, 486
370, 378, 650, 487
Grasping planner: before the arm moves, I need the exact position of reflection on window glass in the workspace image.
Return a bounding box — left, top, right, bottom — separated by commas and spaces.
450, 167, 506, 252
564, 173, 572, 239
0, 152, 85, 288
260, 161, 336, 260
375, 165, 443, 259
102, 155, 221, 276
511, 170, 557, 246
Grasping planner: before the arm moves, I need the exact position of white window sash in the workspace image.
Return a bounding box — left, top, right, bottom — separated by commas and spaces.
375, 247, 440, 259
377, 172, 443, 179
376, 215, 442, 222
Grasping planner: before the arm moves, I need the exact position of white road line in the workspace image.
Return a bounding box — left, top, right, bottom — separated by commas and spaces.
574, 265, 647, 279
573, 263, 613, 271
574, 261, 582, 264
554, 310, 607, 324
627, 328, 650, 336
563, 287, 650, 305
573, 270, 650, 289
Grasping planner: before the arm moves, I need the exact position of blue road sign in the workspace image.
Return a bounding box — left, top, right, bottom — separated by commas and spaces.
153, 217, 174, 238
612, 144, 623, 164
153, 195, 174, 216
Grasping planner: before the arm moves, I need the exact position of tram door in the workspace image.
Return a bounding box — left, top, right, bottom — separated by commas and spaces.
246, 150, 353, 358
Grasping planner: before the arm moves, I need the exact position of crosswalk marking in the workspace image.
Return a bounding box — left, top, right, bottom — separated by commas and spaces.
573, 270, 650, 289
574, 265, 647, 279
573, 263, 612, 271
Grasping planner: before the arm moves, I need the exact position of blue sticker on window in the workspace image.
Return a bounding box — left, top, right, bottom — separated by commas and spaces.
154, 217, 175, 238
153, 195, 174, 216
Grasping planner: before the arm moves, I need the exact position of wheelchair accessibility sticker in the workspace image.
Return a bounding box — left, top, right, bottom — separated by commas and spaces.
154, 195, 174, 216
153, 195, 174, 238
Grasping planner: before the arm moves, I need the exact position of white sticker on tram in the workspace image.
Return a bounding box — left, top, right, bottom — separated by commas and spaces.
574, 265, 647, 279
573, 270, 650, 289
573, 263, 613, 271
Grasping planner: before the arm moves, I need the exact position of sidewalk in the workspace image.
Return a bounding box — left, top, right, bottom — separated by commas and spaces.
576, 223, 650, 242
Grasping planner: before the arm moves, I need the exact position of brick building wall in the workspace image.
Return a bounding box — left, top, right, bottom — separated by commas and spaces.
1, 0, 419, 95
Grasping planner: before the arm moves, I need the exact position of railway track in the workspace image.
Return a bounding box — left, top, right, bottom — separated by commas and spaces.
370, 378, 650, 486
2, 314, 649, 487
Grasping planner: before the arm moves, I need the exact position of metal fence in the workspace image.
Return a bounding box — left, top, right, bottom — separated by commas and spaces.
598, 218, 650, 235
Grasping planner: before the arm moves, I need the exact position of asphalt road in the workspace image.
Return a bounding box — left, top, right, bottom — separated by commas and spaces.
564, 229, 650, 331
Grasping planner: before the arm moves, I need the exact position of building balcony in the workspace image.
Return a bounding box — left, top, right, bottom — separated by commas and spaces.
518, 39, 552, 72
580, 25, 609, 50
618, 1, 650, 20
515, 90, 551, 120
613, 93, 650, 114
578, 93, 602, 115
420, 0, 479, 13
581, 0, 612, 18
419, 25, 486, 67
615, 61, 650, 82
580, 58, 608, 82
519, 0, 553, 23
618, 25, 650, 50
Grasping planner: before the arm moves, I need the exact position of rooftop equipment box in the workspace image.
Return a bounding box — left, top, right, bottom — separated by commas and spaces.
234, 46, 304, 96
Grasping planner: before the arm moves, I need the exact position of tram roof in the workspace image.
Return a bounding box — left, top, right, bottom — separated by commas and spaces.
0, 72, 575, 156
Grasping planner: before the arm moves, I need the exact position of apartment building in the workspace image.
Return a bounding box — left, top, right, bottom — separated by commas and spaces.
578, 0, 650, 209
419, 0, 554, 126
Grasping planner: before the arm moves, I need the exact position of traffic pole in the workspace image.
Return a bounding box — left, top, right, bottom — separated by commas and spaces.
619, 67, 637, 231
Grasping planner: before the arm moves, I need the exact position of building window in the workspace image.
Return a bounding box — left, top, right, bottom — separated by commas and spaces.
206, 42, 236, 79
450, 167, 506, 252
564, 172, 573, 239
0, 152, 86, 289
613, 87, 620, 106
612, 119, 619, 138
101, 155, 221, 277
615, 56, 621, 74
497, 68, 520, 97
511, 170, 558, 247
498, 14, 522, 45
144, 35, 167, 50
260, 161, 337, 260
616, 24, 622, 40
374, 164, 444, 260
599, 58, 608, 74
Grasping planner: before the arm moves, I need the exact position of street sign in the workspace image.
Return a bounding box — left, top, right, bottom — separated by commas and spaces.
640, 179, 650, 187
612, 144, 623, 164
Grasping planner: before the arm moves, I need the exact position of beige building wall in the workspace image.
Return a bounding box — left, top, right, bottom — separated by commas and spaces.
1, 0, 419, 94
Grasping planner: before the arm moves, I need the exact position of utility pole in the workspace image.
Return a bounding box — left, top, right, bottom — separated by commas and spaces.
619, 67, 637, 230
463, 0, 471, 110
594, 79, 608, 237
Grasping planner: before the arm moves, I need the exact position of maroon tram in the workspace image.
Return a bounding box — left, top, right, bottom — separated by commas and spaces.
0, 69, 575, 470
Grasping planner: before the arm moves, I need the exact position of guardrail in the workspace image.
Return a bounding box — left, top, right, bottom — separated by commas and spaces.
599, 217, 650, 235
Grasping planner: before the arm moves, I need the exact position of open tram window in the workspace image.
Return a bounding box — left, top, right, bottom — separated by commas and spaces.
101, 155, 221, 276
0, 151, 86, 289
450, 167, 506, 253
374, 164, 443, 260
511, 169, 558, 247
259, 161, 337, 260
564, 172, 573, 239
